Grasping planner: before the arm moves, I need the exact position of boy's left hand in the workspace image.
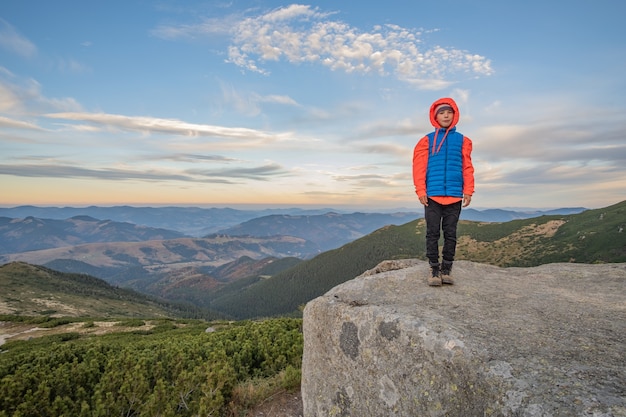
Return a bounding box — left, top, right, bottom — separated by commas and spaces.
463, 194, 472, 207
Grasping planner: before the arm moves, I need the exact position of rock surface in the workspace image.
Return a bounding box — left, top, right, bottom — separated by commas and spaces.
302, 260, 626, 417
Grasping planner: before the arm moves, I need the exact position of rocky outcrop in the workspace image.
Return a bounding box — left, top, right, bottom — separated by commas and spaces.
302, 260, 626, 416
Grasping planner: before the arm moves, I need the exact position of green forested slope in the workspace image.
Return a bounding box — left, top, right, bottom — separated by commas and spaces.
210, 200, 625, 319
208, 221, 423, 319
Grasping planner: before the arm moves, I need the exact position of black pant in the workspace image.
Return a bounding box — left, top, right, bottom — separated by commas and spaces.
425, 199, 462, 267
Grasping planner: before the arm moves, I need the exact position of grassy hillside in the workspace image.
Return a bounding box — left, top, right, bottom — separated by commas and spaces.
456, 199, 626, 266
210, 200, 625, 319
0, 262, 300, 416
0, 262, 219, 319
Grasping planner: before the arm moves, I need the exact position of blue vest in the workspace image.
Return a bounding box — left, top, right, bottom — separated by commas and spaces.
426, 127, 464, 198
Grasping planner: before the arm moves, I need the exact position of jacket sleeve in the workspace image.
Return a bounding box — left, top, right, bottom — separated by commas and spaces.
412, 136, 429, 197
462, 137, 475, 196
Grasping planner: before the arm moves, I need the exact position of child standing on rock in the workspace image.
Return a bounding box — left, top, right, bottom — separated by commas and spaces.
412, 97, 475, 286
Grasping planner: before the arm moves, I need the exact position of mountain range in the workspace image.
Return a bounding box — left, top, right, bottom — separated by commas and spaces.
0, 205, 381, 236
0, 211, 420, 256
1, 200, 623, 320
0, 206, 587, 257
0, 215, 185, 254
0, 205, 591, 296
0, 205, 585, 236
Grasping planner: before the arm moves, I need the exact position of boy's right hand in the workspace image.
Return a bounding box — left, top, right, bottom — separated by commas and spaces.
419, 195, 429, 206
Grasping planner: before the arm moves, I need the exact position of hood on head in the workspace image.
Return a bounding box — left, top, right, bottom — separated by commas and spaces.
429, 97, 460, 129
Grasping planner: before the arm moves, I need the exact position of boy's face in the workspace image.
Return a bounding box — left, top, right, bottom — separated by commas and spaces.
435, 109, 454, 128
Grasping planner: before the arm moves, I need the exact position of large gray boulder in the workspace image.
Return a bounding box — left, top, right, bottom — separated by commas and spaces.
302, 260, 626, 417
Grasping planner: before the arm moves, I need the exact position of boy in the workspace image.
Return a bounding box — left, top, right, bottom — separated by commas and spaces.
412, 97, 474, 286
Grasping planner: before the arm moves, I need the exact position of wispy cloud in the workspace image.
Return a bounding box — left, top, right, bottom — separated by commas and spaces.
45, 112, 286, 141
0, 69, 82, 115
151, 14, 237, 40
187, 162, 290, 181
478, 112, 626, 165
0, 19, 37, 58
57, 58, 91, 74
149, 153, 239, 163
0, 163, 202, 182
0, 160, 290, 183
255, 94, 299, 106
357, 143, 409, 158
219, 82, 300, 116
0, 115, 42, 130
470, 100, 626, 206
332, 172, 397, 188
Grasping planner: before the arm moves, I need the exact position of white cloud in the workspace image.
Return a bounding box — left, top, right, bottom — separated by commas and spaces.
261, 4, 328, 22
155, 4, 493, 88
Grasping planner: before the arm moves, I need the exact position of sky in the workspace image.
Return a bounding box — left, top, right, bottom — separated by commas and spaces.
1, 1, 625, 210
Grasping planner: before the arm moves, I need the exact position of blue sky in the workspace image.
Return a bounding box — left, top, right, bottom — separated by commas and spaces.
1, 1, 624, 210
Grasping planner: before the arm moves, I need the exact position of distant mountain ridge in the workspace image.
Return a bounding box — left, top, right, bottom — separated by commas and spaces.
0, 235, 314, 276
460, 207, 586, 222
0, 205, 586, 236
0, 206, 350, 236
0, 215, 185, 254
0, 207, 587, 257
217, 211, 420, 252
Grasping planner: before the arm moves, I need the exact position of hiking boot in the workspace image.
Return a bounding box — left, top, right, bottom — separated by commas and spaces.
441, 263, 454, 285
428, 265, 442, 287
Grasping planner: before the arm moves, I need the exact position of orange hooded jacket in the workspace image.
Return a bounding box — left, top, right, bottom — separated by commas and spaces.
412, 97, 474, 205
